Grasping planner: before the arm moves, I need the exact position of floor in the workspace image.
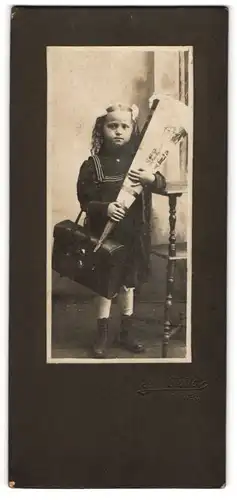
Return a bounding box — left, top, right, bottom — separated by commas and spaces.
51, 292, 187, 361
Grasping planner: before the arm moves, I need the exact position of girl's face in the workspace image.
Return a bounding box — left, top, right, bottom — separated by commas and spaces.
103, 110, 133, 149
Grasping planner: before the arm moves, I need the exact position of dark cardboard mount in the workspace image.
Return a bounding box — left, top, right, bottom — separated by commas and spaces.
9, 6, 227, 488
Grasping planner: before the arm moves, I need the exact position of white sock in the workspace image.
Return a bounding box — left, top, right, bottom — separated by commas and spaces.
119, 287, 134, 316
96, 296, 112, 319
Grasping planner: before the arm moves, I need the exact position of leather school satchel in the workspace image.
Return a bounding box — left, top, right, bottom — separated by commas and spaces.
52, 211, 127, 299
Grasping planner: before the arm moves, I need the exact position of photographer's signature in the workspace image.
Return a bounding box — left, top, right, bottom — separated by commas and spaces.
137, 377, 208, 400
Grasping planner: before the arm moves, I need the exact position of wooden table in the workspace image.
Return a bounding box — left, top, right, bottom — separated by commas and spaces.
151, 183, 188, 357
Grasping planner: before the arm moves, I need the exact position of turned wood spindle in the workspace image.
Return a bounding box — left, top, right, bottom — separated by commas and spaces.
162, 194, 178, 357
168, 194, 177, 258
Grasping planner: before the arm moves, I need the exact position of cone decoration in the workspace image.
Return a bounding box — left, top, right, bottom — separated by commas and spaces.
94, 95, 191, 253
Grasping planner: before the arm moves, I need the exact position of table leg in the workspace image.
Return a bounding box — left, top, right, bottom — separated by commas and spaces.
163, 260, 176, 357
162, 195, 177, 357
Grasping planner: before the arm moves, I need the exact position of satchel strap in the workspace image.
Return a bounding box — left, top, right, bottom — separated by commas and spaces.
74, 155, 102, 225
75, 209, 84, 225
74, 156, 101, 225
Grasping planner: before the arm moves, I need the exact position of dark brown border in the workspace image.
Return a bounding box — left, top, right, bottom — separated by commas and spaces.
9, 6, 227, 488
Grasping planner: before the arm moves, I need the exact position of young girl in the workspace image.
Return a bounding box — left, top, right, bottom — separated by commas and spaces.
77, 103, 166, 358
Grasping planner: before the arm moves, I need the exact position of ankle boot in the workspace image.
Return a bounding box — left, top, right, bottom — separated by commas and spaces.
117, 315, 145, 353
93, 318, 109, 358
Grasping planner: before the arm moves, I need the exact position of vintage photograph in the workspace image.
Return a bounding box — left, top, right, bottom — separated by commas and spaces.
47, 46, 193, 363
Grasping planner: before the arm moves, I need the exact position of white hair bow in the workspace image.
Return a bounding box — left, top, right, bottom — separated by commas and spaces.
95, 103, 139, 121
130, 104, 139, 121
95, 108, 107, 118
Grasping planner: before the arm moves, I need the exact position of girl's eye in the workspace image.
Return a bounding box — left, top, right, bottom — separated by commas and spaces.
107, 123, 130, 130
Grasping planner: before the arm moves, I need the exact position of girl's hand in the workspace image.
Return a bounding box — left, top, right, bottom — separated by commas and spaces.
107, 202, 126, 222
128, 168, 155, 186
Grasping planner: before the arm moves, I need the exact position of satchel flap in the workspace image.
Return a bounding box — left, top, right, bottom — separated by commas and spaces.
53, 219, 125, 256
53, 219, 75, 235
53, 220, 88, 244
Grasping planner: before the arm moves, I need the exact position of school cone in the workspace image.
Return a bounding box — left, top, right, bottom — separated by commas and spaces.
93, 95, 191, 253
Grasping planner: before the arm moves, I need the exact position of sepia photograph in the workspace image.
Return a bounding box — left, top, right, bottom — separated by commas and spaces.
47, 46, 193, 363
9, 6, 228, 489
